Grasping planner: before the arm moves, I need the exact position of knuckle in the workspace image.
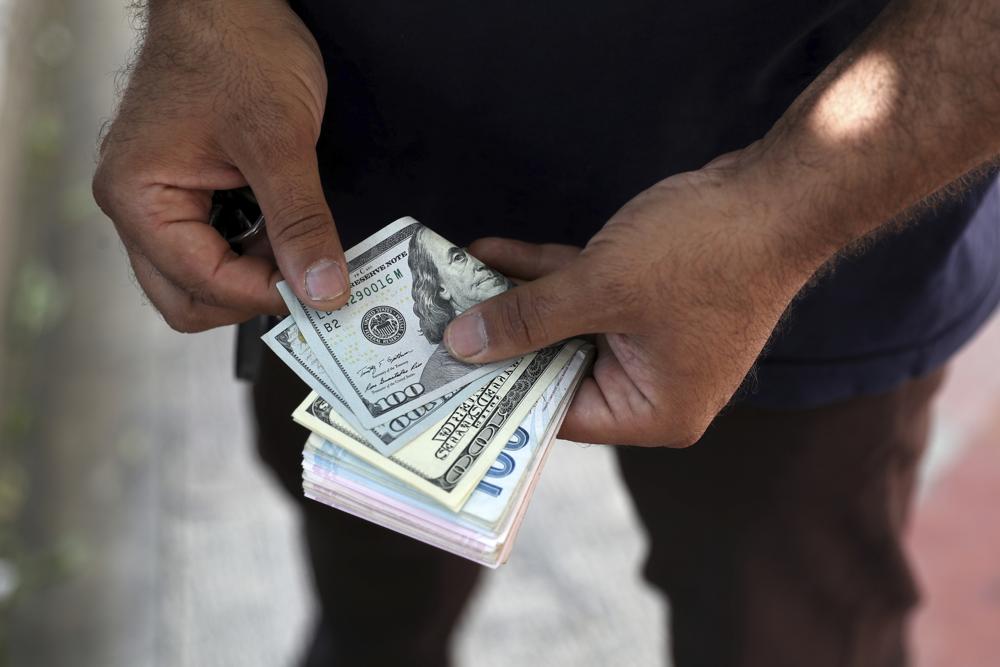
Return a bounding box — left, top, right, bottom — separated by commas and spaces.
468, 237, 508, 259
91, 168, 110, 211
666, 415, 709, 449
183, 273, 228, 310
160, 301, 207, 334
91, 161, 124, 216
161, 311, 196, 334
495, 290, 551, 349
267, 200, 331, 249
668, 431, 701, 449
92, 157, 150, 225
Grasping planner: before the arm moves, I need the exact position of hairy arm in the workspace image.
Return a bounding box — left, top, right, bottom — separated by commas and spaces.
748, 0, 1000, 270
444, 0, 1000, 446
94, 0, 349, 334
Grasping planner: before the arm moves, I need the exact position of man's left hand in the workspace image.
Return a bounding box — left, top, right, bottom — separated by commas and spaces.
444, 156, 830, 446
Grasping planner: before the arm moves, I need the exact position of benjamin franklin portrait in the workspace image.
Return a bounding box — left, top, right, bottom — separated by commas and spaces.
408, 226, 511, 389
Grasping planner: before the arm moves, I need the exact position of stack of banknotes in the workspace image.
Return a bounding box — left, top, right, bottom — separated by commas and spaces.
262, 218, 593, 567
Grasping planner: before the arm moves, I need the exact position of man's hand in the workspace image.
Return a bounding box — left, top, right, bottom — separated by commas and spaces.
444, 0, 1000, 447
93, 0, 348, 332
446, 161, 821, 447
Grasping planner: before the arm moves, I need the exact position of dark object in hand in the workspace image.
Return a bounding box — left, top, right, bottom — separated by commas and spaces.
209, 187, 265, 252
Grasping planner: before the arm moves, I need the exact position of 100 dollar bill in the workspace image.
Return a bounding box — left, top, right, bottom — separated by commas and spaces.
303, 344, 592, 529
279, 217, 513, 429
262, 316, 493, 456
294, 340, 582, 511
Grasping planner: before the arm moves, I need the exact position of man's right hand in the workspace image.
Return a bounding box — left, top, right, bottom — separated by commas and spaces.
93, 0, 348, 332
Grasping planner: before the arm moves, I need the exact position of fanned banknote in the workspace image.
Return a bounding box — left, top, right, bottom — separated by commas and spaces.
294, 340, 581, 511
262, 316, 493, 456
304, 344, 588, 529
278, 218, 514, 429
301, 344, 591, 566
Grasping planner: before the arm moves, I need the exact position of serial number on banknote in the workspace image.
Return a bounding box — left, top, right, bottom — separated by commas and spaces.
347, 269, 405, 308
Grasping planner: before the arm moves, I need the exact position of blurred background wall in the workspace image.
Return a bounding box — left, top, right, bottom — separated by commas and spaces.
0, 0, 31, 392
0, 1, 997, 666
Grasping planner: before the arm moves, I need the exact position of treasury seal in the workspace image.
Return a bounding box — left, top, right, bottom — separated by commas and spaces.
361, 306, 407, 345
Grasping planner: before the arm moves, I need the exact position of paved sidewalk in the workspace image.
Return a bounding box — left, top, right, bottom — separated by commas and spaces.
908, 317, 1000, 667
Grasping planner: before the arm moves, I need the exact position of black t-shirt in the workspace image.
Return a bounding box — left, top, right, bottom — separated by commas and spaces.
290, 0, 1000, 408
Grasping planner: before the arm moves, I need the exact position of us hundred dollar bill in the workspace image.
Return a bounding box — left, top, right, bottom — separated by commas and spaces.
279, 217, 513, 430
294, 340, 582, 511
303, 344, 592, 528
262, 316, 493, 456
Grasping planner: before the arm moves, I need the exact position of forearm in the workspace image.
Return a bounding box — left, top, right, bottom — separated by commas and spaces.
745, 0, 1000, 270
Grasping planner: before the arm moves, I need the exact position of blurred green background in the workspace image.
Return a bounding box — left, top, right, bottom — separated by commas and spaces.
0, 2, 318, 663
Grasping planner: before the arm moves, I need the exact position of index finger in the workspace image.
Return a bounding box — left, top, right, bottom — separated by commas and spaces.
468, 238, 582, 281
124, 184, 286, 314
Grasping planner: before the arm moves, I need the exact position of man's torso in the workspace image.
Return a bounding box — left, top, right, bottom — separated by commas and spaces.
289, 0, 1000, 407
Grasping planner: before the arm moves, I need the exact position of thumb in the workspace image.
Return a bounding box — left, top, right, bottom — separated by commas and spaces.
444, 264, 599, 363
243, 146, 348, 311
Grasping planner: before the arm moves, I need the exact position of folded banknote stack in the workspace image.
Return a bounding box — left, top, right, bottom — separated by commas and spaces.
263, 217, 592, 567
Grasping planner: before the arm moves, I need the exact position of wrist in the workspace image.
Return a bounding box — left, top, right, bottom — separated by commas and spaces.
718, 142, 846, 290
734, 0, 1000, 283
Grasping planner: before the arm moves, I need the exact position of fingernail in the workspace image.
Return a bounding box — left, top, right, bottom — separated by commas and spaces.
446, 313, 487, 359
305, 259, 346, 301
